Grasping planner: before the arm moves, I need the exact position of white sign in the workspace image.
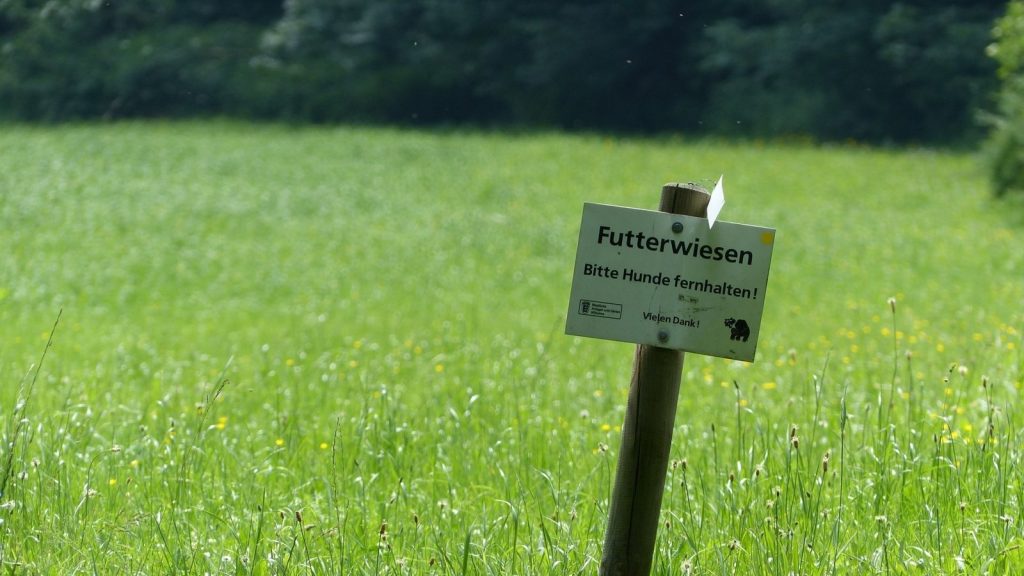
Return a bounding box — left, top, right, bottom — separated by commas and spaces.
566, 203, 775, 361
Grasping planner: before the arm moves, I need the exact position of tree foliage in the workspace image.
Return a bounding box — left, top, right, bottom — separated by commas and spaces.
699, 0, 1001, 141
0, 0, 1006, 144
0, 0, 281, 119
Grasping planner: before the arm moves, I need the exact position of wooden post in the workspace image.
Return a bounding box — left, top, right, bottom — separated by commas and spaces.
600, 183, 710, 576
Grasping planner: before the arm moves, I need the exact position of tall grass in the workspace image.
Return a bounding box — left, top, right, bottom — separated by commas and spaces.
0, 122, 1021, 573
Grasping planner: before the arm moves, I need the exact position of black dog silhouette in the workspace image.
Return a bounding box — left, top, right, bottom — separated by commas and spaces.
724, 318, 750, 341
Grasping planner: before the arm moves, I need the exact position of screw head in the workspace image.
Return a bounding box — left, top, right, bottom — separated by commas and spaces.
671, 222, 684, 233
657, 330, 670, 343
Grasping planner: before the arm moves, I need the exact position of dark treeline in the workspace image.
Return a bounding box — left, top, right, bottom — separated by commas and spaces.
0, 0, 1006, 143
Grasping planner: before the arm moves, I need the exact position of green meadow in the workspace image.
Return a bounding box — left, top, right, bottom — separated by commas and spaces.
1, 122, 1022, 574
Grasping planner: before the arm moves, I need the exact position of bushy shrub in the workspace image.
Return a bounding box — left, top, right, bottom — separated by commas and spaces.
985, 0, 1024, 197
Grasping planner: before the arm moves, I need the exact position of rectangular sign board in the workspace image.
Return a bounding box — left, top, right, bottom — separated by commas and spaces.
566, 203, 775, 361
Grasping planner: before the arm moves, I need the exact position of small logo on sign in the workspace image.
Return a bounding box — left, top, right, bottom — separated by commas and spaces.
724, 318, 750, 341
579, 300, 622, 320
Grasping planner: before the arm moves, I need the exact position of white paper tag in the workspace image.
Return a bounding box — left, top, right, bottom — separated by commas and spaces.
708, 175, 725, 229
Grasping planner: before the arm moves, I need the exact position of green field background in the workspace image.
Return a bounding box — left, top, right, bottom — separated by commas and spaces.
1, 123, 1022, 573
